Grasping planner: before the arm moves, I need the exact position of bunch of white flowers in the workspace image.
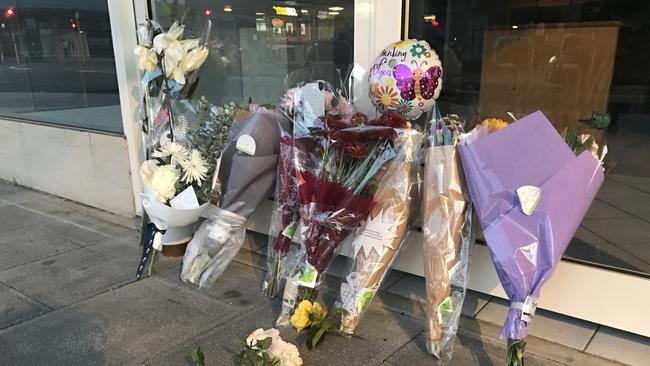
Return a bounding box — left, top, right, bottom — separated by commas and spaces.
142, 142, 209, 203
246, 328, 303, 366
134, 21, 209, 85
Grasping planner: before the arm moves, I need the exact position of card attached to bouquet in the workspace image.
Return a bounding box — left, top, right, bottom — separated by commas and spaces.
301, 83, 325, 123
296, 262, 319, 288
236, 134, 256, 156
281, 221, 298, 239
170, 186, 200, 209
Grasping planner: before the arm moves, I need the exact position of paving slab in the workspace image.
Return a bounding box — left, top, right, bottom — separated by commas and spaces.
146, 296, 424, 366
0, 223, 82, 271
0, 278, 241, 366
159, 259, 269, 308
384, 332, 556, 366
475, 297, 598, 350
397, 317, 625, 366
586, 326, 650, 366
0, 282, 50, 330
0, 205, 53, 234
0, 239, 142, 308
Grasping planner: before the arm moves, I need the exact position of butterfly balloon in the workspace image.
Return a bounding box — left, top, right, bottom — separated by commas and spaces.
369, 39, 442, 120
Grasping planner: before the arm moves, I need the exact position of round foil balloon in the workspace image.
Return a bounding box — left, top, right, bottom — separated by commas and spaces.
368, 39, 442, 120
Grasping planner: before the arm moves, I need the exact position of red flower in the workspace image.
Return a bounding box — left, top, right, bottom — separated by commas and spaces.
350, 112, 369, 125
368, 111, 408, 129
321, 115, 350, 132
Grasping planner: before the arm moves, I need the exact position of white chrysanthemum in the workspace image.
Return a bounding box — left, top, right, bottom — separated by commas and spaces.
149, 165, 179, 202
152, 142, 188, 165
180, 149, 208, 186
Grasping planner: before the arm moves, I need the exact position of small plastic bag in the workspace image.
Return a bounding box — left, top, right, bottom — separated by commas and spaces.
181, 205, 247, 288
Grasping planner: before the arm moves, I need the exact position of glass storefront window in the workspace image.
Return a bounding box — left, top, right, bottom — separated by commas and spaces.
407, 0, 650, 276
152, 1, 354, 106
0, 0, 122, 133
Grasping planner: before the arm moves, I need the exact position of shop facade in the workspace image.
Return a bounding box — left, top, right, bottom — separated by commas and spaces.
0, 0, 648, 338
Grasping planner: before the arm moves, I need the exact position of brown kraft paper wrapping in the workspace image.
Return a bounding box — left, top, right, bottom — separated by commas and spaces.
423, 144, 473, 358
338, 131, 422, 334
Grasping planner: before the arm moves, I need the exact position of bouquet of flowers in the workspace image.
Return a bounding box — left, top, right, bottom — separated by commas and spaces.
334, 111, 423, 334
262, 131, 301, 298
238, 328, 302, 366
421, 110, 474, 359
277, 82, 398, 326
181, 108, 287, 287
136, 99, 234, 279
262, 86, 358, 299
458, 111, 605, 365
134, 14, 211, 147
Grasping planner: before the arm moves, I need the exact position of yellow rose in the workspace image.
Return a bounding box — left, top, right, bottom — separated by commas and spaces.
310, 301, 324, 320
482, 118, 509, 132
291, 300, 313, 332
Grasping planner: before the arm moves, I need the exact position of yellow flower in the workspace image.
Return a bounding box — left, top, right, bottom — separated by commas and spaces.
290, 300, 325, 332
291, 300, 312, 332
311, 301, 324, 319
482, 118, 509, 132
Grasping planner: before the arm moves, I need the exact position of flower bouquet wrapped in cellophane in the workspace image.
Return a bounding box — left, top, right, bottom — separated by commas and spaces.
136, 99, 235, 280
458, 111, 605, 365
422, 109, 474, 360
182, 107, 289, 288
335, 112, 424, 334
277, 81, 398, 326
263, 84, 359, 299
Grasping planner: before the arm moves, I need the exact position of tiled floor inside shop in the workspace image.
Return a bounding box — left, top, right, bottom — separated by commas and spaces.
0, 180, 649, 365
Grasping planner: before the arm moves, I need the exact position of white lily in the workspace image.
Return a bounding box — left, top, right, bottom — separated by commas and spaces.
134, 45, 158, 72
161, 40, 185, 81
180, 38, 200, 52
179, 47, 209, 74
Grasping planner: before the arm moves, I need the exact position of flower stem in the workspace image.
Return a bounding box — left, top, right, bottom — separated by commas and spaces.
148, 249, 157, 277
506, 339, 526, 366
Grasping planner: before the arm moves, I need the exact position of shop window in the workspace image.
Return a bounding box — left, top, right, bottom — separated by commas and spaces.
152, 1, 354, 106
407, 0, 650, 276
0, 0, 122, 133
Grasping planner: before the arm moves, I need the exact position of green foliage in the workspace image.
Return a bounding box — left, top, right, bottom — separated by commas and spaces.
305, 307, 349, 349
580, 111, 611, 129
560, 127, 595, 157
190, 346, 205, 366
188, 98, 237, 203
237, 337, 281, 366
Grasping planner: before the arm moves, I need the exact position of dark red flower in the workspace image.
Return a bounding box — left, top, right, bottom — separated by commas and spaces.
321, 115, 350, 132
368, 111, 408, 129
350, 112, 369, 125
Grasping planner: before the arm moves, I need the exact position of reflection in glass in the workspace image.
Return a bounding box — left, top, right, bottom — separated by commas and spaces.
408, 0, 650, 276
0, 0, 122, 133
152, 1, 354, 106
